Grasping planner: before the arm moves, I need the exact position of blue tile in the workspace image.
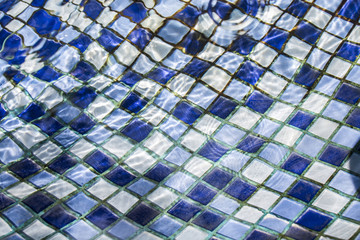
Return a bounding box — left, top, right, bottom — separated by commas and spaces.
338, 0, 360, 21
237, 61, 264, 85
218, 220, 250, 239
66, 165, 96, 186
265, 171, 296, 192
31, 0, 46, 7
263, 28, 289, 50
0, 138, 24, 164
158, 20, 189, 44
294, 64, 320, 87
85, 150, 115, 173
319, 144, 349, 166
346, 108, 360, 128
343, 201, 360, 221
282, 153, 311, 175
0, 0, 16, 12
55, 103, 80, 123
165, 172, 195, 193
66, 193, 97, 215
86, 206, 118, 229
271, 198, 305, 220
54, 129, 79, 148
70, 87, 97, 109
9, 159, 40, 178
293, 21, 321, 44
237, 135, 266, 153
127, 179, 156, 196
315, 75, 340, 96
215, 124, 245, 146
28, 171, 55, 187
64, 220, 98, 240
187, 183, 217, 205
23, 192, 55, 213
42, 205, 76, 229
71, 61, 97, 82
295, 208, 332, 231
168, 200, 201, 222
285, 224, 316, 240
104, 109, 132, 130
147, 67, 176, 84
69, 34, 92, 52
245, 91, 273, 113
84, 0, 104, 20
108, 220, 138, 239
165, 147, 191, 166
121, 119, 153, 142
126, 203, 160, 226
288, 180, 320, 203
144, 163, 174, 182
28, 9, 61, 36
160, 117, 187, 140
122, 2, 147, 23
18, 103, 45, 122
210, 96, 237, 119
335, 83, 360, 104
329, 170, 360, 195
87, 126, 112, 144
198, 140, 228, 162
337, 42, 360, 62
280, 84, 307, 104
70, 113, 96, 134
106, 166, 136, 186
245, 230, 277, 240
230, 35, 257, 55
225, 178, 256, 201
203, 167, 233, 190
121, 92, 147, 113
193, 210, 225, 231
150, 215, 182, 237
98, 28, 123, 52
254, 119, 280, 138
49, 154, 77, 174
4, 205, 32, 227
259, 143, 288, 165
259, 215, 288, 233
127, 28, 152, 49
173, 101, 202, 125
33, 116, 63, 136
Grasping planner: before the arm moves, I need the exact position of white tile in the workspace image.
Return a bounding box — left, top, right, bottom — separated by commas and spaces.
114, 41, 140, 66
144, 37, 172, 62
181, 130, 206, 151
257, 72, 287, 97
248, 189, 279, 209
267, 102, 294, 121
304, 162, 336, 184
46, 179, 76, 199
309, 118, 338, 139
317, 32, 342, 53
243, 160, 273, 183
108, 191, 138, 213
313, 189, 349, 213
141, 10, 165, 32
326, 57, 351, 78
284, 37, 312, 60
301, 93, 328, 113
202, 67, 231, 91
144, 131, 173, 156
88, 96, 114, 120
195, 114, 222, 135
13, 125, 46, 149
84, 42, 108, 70
250, 43, 277, 67
184, 157, 212, 177
176, 226, 208, 240
102, 135, 134, 158
70, 139, 95, 159
304, 7, 331, 28
37, 87, 63, 109
23, 220, 55, 239
140, 105, 167, 126
135, 79, 161, 99
168, 74, 195, 97
88, 178, 117, 200
324, 219, 359, 240
147, 187, 178, 209
274, 126, 302, 147
230, 107, 261, 130
7, 182, 36, 199
234, 206, 263, 223
125, 148, 156, 173
198, 43, 225, 62
33, 141, 62, 164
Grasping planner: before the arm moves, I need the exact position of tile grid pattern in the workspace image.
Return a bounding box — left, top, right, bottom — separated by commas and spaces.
0, 0, 359, 239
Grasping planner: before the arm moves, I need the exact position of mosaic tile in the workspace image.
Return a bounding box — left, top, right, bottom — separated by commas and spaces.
0, 0, 360, 239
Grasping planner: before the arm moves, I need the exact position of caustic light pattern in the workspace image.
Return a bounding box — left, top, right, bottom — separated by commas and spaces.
0, 0, 360, 239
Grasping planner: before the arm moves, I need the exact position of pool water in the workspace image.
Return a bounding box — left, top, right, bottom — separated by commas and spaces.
0, 0, 359, 239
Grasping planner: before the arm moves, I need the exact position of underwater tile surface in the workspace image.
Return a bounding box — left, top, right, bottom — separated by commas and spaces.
0, 0, 360, 239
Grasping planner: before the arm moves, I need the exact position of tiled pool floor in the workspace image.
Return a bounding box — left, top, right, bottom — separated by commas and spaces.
0, 0, 360, 239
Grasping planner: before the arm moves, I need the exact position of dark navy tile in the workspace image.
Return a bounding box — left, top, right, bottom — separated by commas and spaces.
0, 104, 7, 120
144, 163, 174, 182
121, 71, 142, 87
288, 180, 320, 203
69, 86, 97, 109
85, 150, 115, 173
69, 34, 92, 52
9, 159, 41, 178
28, 9, 61, 36
337, 42, 360, 62
48, 154, 77, 174
0, 0, 16, 12
203, 167, 233, 190
86, 206, 118, 229
285, 224, 316, 240
120, 119, 153, 142
346, 108, 360, 128
98, 28, 123, 52
33, 117, 63, 136
245, 230, 277, 240
23, 192, 55, 213
121, 92, 147, 113
70, 113, 96, 134
180, 31, 207, 55
174, 6, 201, 26
182, 58, 211, 77
245, 91, 273, 113
295, 208, 332, 231
294, 64, 320, 87
198, 140, 228, 162
122, 2, 147, 23
319, 144, 349, 166
187, 183, 217, 205
288, 111, 315, 130
213, 0, 232, 19
127, 27, 152, 50
168, 200, 201, 222
237, 61, 265, 85
126, 203, 160, 226
147, 67, 176, 84
237, 0, 263, 16
335, 83, 360, 104
338, 0, 360, 21
282, 153, 311, 175
18, 103, 45, 122
263, 28, 289, 50
192, 210, 225, 231
230, 35, 257, 55
173, 101, 202, 125
71, 61, 97, 81
0, 15, 12, 28
0, 193, 15, 210
42, 205, 76, 229
31, 0, 46, 7
36, 40, 62, 61
84, 0, 104, 20
34, 66, 62, 82
210, 96, 237, 119
105, 166, 136, 186
225, 178, 257, 201
237, 135, 265, 153
293, 22, 321, 44
287, 0, 309, 17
